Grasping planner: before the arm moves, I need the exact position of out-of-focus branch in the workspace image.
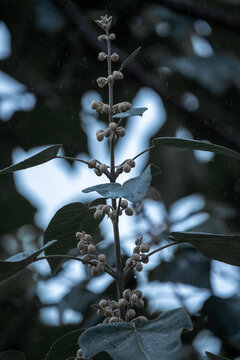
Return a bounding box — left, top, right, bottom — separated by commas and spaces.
51, 0, 240, 152
155, 0, 240, 33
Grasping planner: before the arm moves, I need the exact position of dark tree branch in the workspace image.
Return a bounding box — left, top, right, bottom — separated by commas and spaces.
155, 0, 240, 33
52, 0, 240, 152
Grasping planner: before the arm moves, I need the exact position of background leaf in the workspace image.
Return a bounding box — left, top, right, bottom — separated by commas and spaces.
169, 232, 240, 266
113, 107, 148, 119
82, 164, 160, 203
43, 202, 100, 274
152, 137, 240, 160
0, 240, 56, 283
0, 351, 25, 360
0, 144, 61, 174
79, 308, 192, 360
46, 329, 83, 360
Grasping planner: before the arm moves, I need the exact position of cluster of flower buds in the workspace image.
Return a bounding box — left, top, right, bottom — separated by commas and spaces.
113, 101, 131, 114
96, 123, 126, 142
97, 289, 147, 323
125, 236, 150, 272
98, 33, 116, 42
76, 231, 107, 277
98, 51, 119, 62
91, 100, 110, 114
95, 14, 112, 31
119, 199, 134, 216
94, 204, 117, 221
96, 71, 123, 88
117, 158, 136, 174
88, 159, 109, 177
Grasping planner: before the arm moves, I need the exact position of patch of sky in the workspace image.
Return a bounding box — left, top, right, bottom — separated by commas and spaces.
40, 306, 82, 326
0, 22, 11, 59
193, 20, 212, 37
211, 260, 240, 298
193, 329, 221, 358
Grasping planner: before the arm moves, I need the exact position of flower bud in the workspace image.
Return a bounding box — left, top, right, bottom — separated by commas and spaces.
134, 316, 148, 321
100, 164, 108, 173
99, 299, 108, 307
109, 33, 116, 40
91, 100, 99, 109
77, 240, 85, 251
98, 52, 107, 61
88, 244, 96, 254
125, 102, 132, 110
103, 317, 110, 323
94, 168, 102, 176
125, 207, 133, 216
134, 289, 143, 299
118, 102, 127, 112
141, 254, 149, 263
97, 262, 105, 272
91, 266, 99, 276
127, 309, 136, 319
110, 301, 119, 309
123, 164, 131, 173
94, 209, 104, 221
84, 234, 92, 242
136, 262, 143, 272
96, 132, 104, 142
126, 159, 136, 168
130, 293, 138, 303
109, 122, 117, 131
88, 159, 97, 168
76, 348, 82, 357
120, 199, 128, 209
140, 244, 149, 253
113, 71, 123, 80
109, 317, 119, 323
117, 126, 125, 137
125, 257, 132, 266
109, 211, 117, 221
136, 299, 145, 309
98, 254, 106, 263
82, 254, 90, 264
97, 77, 108, 88
102, 205, 110, 214
111, 53, 119, 62
123, 289, 132, 299
103, 104, 110, 113
132, 253, 140, 261
118, 298, 127, 306
97, 309, 105, 317
98, 34, 107, 42
104, 128, 111, 137
76, 232, 82, 239
107, 75, 114, 83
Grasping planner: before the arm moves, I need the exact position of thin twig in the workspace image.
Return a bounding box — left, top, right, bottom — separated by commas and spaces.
147, 241, 179, 257
56, 155, 89, 165
132, 145, 155, 161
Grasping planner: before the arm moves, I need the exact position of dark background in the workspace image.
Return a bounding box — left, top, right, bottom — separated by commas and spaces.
0, 0, 240, 359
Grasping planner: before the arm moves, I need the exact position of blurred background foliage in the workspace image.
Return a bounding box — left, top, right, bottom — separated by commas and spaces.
0, 0, 240, 359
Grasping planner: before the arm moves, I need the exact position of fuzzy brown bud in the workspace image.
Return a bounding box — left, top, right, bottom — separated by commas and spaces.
97, 309, 105, 317
97, 262, 105, 272
103, 104, 110, 113
109, 33, 116, 40
134, 289, 143, 299
76, 232, 82, 239
117, 126, 125, 137
98, 34, 107, 42
77, 240, 85, 251
136, 262, 143, 272
109, 122, 117, 131
107, 75, 114, 84
99, 299, 108, 307
123, 289, 132, 300
125, 102, 132, 110
132, 253, 140, 261
125, 207, 133, 216
104, 128, 111, 137
109, 317, 119, 323
91, 100, 98, 109
98, 52, 107, 61
94, 209, 104, 220
97, 77, 108, 88
88, 244, 96, 254
109, 211, 117, 221
118, 102, 127, 112
136, 299, 145, 309
111, 53, 119, 62
130, 293, 138, 303
94, 168, 102, 176
120, 199, 128, 209
140, 244, 149, 253
102, 205, 110, 214
91, 266, 99, 276
98, 254, 106, 263
100, 164, 108, 173
127, 309, 136, 319
88, 159, 97, 168
123, 164, 131, 173
96, 132, 104, 142
127, 159, 136, 168
113, 71, 123, 80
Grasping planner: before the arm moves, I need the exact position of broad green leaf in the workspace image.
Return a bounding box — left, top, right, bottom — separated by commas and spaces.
0, 144, 61, 175
119, 47, 141, 71
43, 202, 100, 274
152, 137, 240, 160
0, 240, 56, 283
148, 247, 211, 289
0, 351, 25, 360
206, 351, 230, 359
113, 107, 148, 119
79, 308, 192, 360
88, 197, 107, 209
168, 232, 240, 267
82, 164, 161, 203
46, 329, 84, 360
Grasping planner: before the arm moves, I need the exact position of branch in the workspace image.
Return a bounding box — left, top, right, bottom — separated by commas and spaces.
155, 0, 240, 33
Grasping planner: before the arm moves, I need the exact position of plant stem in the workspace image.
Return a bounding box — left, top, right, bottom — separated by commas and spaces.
106, 28, 125, 310
132, 145, 155, 161
147, 241, 179, 257
56, 155, 90, 165
35, 254, 116, 278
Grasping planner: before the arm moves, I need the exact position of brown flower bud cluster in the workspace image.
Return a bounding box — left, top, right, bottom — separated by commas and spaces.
125, 236, 150, 272
95, 122, 126, 142
119, 199, 134, 216
97, 290, 148, 323
91, 100, 110, 114
94, 204, 118, 222
88, 159, 109, 177
113, 101, 131, 114
96, 70, 123, 88
76, 232, 107, 277
97, 14, 112, 31
117, 158, 136, 175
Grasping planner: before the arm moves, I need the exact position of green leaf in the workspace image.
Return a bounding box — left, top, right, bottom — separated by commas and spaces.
79, 308, 192, 360
88, 198, 107, 209
113, 107, 148, 119
43, 202, 100, 274
0, 351, 25, 360
206, 352, 230, 359
46, 329, 84, 360
119, 47, 141, 71
0, 240, 56, 283
152, 137, 240, 160
169, 232, 240, 266
148, 247, 211, 289
0, 144, 61, 175
82, 164, 161, 203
